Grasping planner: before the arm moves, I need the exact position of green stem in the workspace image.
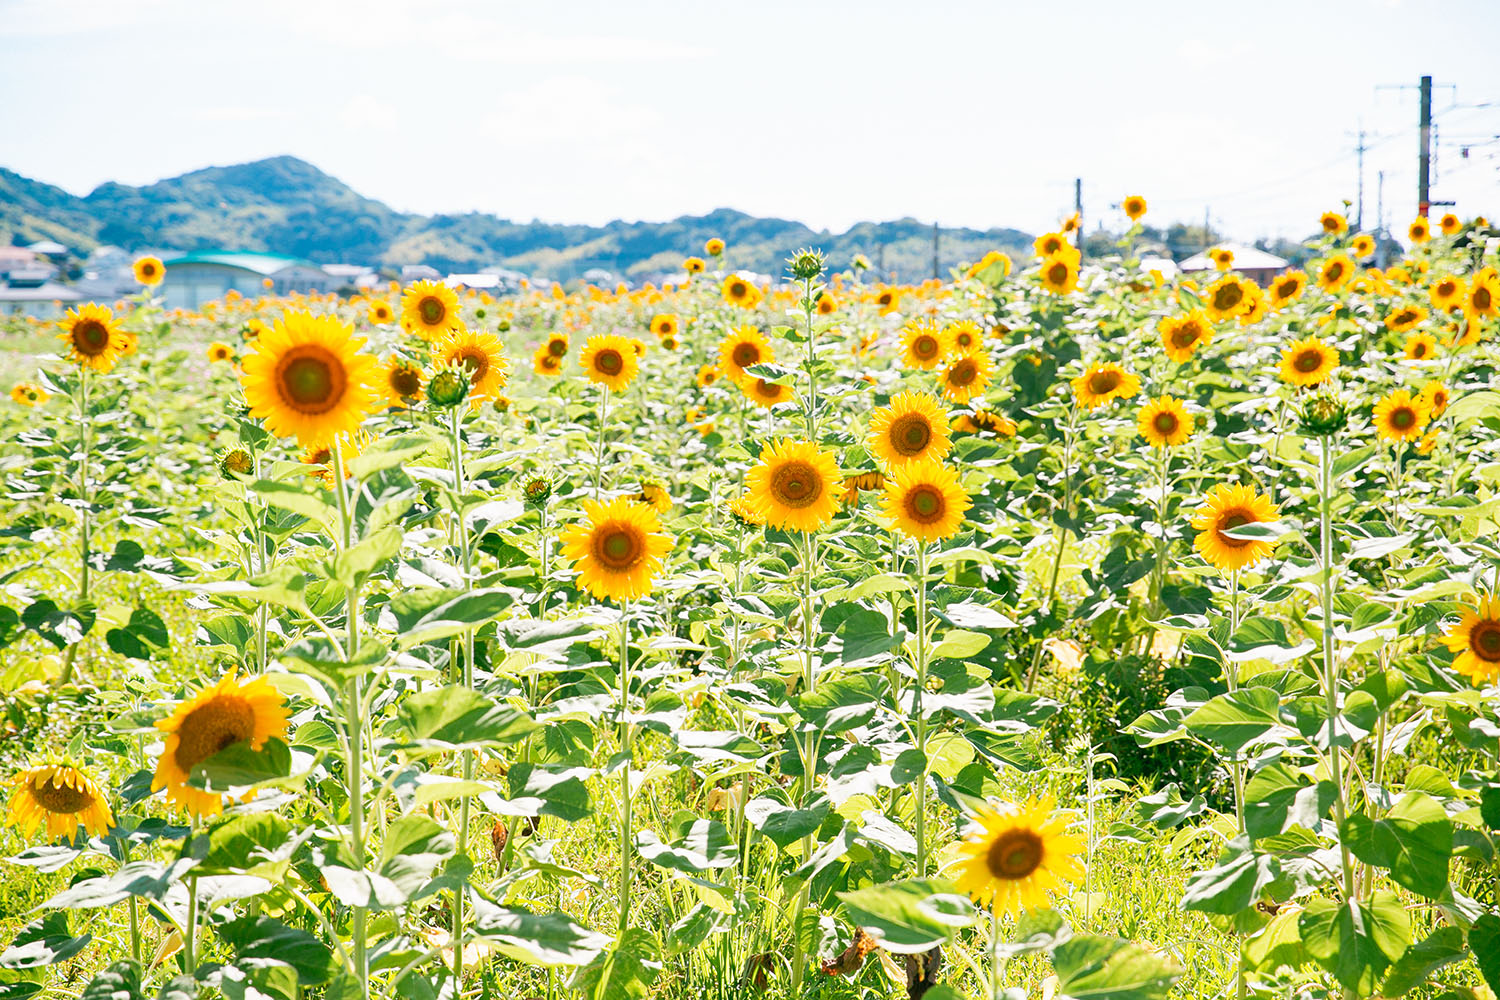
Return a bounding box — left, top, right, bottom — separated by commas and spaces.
791, 529, 819, 995
617, 604, 633, 936
913, 542, 930, 876
60, 370, 92, 686
448, 405, 475, 983
1319, 436, 1356, 904
594, 386, 611, 497
332, 439, 369, 999
1025, 410, 1075, 692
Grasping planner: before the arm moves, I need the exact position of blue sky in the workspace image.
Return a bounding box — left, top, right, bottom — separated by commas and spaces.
2, 0, 1497, 243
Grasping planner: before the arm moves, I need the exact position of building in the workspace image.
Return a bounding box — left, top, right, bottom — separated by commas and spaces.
322, 264, 380, 291
0, 246, 40, 279
1179, 243, 1289, 286
0, 275, 83, 319
160, 250, 340, 309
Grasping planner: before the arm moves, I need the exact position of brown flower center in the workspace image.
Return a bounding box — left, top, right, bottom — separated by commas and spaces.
1170, 324, 1201, 349
1153, 412, 1180, 435
1047, 262, 1069, 285
889, 414, 933, 456
1326, 263, 1345, 283
1476, 288, 1493, 311
1410, 343, 1428, 359
1294, 349, 1325, 374
453, 346, 490, 385
753, 379, 783, 401
174, 697, 257, 773
732, 342, 762, 368
912, 335, 939, 360
418, 296, 447, 325
595, 349, 624, 376
1088, 370, 1121, 395
275, 346, 346, 414
947, 358, 978, 387
29, 776, 94, 814
1214, 283, 1243, 310
771, 460, 822, 509
390, 366, 421, 397
72, 320, 111, 356
729, 281, 747, 298
878, 292, 893, 306
1389, 407, 1416, 430
1216, 511, 1254, 548
986, 829, 1043, 880
1277, 279, 1299, 298
548, 338, 568, 357
1471, 622, 1500, 661
593, 524, 642, 570
1393, 310, 1417, 326
903, 485, 946, 524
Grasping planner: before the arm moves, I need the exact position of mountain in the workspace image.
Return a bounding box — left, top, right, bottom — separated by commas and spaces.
0, 156, 1033, 282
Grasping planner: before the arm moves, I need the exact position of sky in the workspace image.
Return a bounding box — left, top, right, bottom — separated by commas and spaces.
2, 0, 1498, 244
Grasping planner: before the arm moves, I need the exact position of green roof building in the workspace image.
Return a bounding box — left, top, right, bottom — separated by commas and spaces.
160, 250, 340, 309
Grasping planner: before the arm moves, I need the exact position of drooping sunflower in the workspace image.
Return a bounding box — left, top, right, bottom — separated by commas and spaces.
1138, 396, 1193, 448
207, 342, 234, 363
1205, 275, 1251, 319
868, 391, 952, 467
744, 377, 791, 409
432, 327, 510, 402
10, 382, 48, 406
533, 346, 563, 378
1466, 268, 1499, 320
882, 459, 971, 542
1443, 595, 1500, 687
560, 497, 672, 602
1386, 304, 1429, 333
1419, 380, 1450, 418
946, 320, 982, 352
1123, 195, 1148, 221
6, 764, 113, 843
1351, 234, 1375, 259
1209, 247, 1235, 270
938, 349, 994, 404
152, 673, 290, 817
380, 356, 425, 408
1317, 255, 1355, 293
1070, 362, 1141, 410
1159, 312, 1213, 363
400, 280, 462, 340
1268, 270, 1307, 309
1408, 217, 1431, 244
650, 313, 680, 339
1429, 274, 1465, 312
133, 255, 164, 286
718, 326, 773, 385
722, 274, 761, 309
57, 303, 129, 373
1278, 337, 1339, 387
579, 334, 640, 391
1372, 389, 1431, 443
745, 439, 843, 533
240, 311, 378, 447
696, 364, 720, 388
902, 321, 952, 370
951, 797, 1086, 917
1038, 253, 1079, 296
1403, 331, 1439, 361
1190, 483, 1281, 573
368, 300, 394, 325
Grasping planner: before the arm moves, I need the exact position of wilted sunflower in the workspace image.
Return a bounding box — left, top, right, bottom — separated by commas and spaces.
207, 342, 234, 363
1038, 253, 1079, 295
1439, 213, 1462, 236
1208, 247, 1235, 270
1317, 255, 1355, 293
696, 364, 720, 387
951, 797, 1085, 917
1123, 195, 1147, 221
1443, 595, 1500, 687
241, 311, 378, 448
1408, 217, 1431, 244
1138, 396, 1192, 448
1403, 331, 1439, 361
57, 303, 129, 373
1190, 483, 1281, 573
560, 497, 672, 602
1278, 337, 1339, 387
1351, 234, 1375, 259
902, 321, 952, 370
10, 382, 48, 406
745, 438, 842, 533
938, 349, 994, 404
1386, 304, 1428, 333
532, 346, 563, 378
152, 673, 290, 817
1159, 312, 1213, 363
380, 357, 424, 408
1205, 275, 1251, 319
1268, 270, 1307, 309
368, 300, 394, 325
744, 377, 790, 409
718, 326, 773, 385
882, 459, 971, 542
1319, 211, 1348, 235
1418, 380, 1450, 418
650, 313, 680, 339
579, 334, 640, 391
1070, 362, 1141, 409
1372, 389, 1430, 443
1429, 274, 1465, 312
6, 764, 113, 843
400, 280, 462, 339
722, 274, 761, 309
868, 391, 952, 466
1466, 268, 1499, 320
133, 255, 164, 286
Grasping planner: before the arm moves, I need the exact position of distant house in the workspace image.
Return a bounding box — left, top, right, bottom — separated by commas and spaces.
0, 246, 40, 280
1179, 243, 1288, 286
323, 264, 380, 291
0, 277, 83, 318
401, 264, 441, 282
160, 250, 339, 309
25, 239, 69, 260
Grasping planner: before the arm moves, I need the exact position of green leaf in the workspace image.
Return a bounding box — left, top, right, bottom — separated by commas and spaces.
1298, 893, 1411, 996
252, 479, 340, 536
346, 433, 432, 479
398, 686, 537, 748
106, 607, 170, 661
45, 859, 198, 908
743, 795, 829, 849
1332, 444, 1379, 479
636, 820, 738, 873
21, 598, 94, 649
198, 813, 293, 874
502, 764, 593, 822
570, 927, 660, 1000
471, 898, 612, 967
663, 904, 728, 957
1227, 616, 1313, 664
1340, 791, 1452, 898
1471, 913, 1500, 992
0, 913, 91, 969
1382, 926, 1466, 996
79, 961, 142, 1000
191, 738, 293, 795
836, 878, 974, 954
930, 629, 991, 660
1180, 837, 1280, 915
839, 608, 900, 663
328, 524, 403, 589
792, 674, 885, 732
391, 588, 516, 648
1445, 389, 1500, 424
319, 816, 454, 910
276, 635, 388, 687
217, 916, 335, 985
1051, 933, 1182, 1000
1183, 687, 1282, 753
1244, 762, 1336, 840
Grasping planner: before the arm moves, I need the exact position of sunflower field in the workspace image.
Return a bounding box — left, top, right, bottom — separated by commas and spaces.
3, 206, 1500, 1000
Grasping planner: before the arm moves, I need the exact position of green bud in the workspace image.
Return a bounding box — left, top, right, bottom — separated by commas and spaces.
787, 247, 826, 282
219, 447, 254, 479
426, 366, 469, 409
1300, 392, 1348, 437
522, 475, 553, 507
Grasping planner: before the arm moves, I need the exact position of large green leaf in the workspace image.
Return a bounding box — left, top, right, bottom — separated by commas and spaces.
743, 795, 829, 849
1183, 687, 1283, 752
1381, 926, 1466, 996
1468, 912, 1500, 992
792, 674, 885, 732
1180, 836, 1280, 915
390, 588, 517, 648
398, 686, 537, 748
217, 916, 335, 985
1298, 894, 1411, 996
1243, 762, 1336, 840
1340, 791, 1452, 898
836, 878, 974, 954
1052, 933, 1182, 1000
570, 927, 660, 1000
0, 913, 91, 969
471, 897, 612, 967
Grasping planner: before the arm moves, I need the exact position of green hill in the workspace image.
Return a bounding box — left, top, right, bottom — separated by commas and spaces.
0, 156, 1033, 282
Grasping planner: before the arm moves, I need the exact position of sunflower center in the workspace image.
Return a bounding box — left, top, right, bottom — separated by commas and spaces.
878, 293, 893, 306
890, 414, 933, 456
1153, 412, 1180, 435
1476, 288, 1493, 311
1471, 623, 1500, 661
1047, 262, 1069, 285
275, 347, 347, 414
418, 296, 447, 325
548, 339, 568, 357
1214, 284, 1243, 310
1277, 280, 1298, 298
1327, 264, 1344, 282
29, 776, 94, 814
1439, 281, 1456, 297
1217, 512, 1254, 548
730, 281, 747, 298
771, 460, 822, 509
947, 358, 978, 387
1390, 407, 1416, 430
72, 320, 111, 356
1088, 370, 1121, 395
593, 525, 643, 570
1411, 343, 1428, 359
1395, 311, 1416, 325
733, 343, 761, 368
913, 335, 939, 359
1170, 325, 1200, 349
903, 485, 946, 524
455, 347, 489, 384
390, 367, 421, 397
173, 696, 258, 773
595, 349, 624, 376
986, 829, 1044, 880
1294, 349, 1324, 373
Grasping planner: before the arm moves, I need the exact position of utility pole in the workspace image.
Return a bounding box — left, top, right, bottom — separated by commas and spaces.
1355, 124, 1366, 230
1419, 74, 1433, 217
1203, 206, 1211, 249
931, 221, 939, 280
1074, 178, 1084, 262
1376, 170, 1386, 267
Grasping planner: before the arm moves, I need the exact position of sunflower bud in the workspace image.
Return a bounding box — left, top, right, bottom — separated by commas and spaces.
725, 495, 763, 529
788, 248, 826, 282
522, 475, 553, 508
498, 319, 511, 331
1300, 392, 1348, 437
492, 394, 512, 414
218, 447, 254, 479
426, 366, 469, 409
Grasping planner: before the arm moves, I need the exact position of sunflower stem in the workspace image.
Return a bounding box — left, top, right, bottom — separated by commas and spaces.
988, 906, 1003, 1000
790, 528, 819, 996
1025, 407, 1075, 692
913, 542, 930, 877
594, 386, 611, 498
60, 369, 92, 686
617, 603, 633, 937
448, 404, 475, 984
1318, 436, 1356, 906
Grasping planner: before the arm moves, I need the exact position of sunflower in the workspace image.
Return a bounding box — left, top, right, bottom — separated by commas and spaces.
1351, 234, 1375, 259
868, 392, 953, 467
1038, 253, 1079, 296
152, 673, 290, 817
1138, 396, 1192, 448
1439, 213, 1462, 236
532, 346, 563, 377
745, 439, 843, 533
1320, 211, 1348, 236
368, 301, 394, 325
727, 495, 763, 528
400, 280, 462, 340
431, 327, 510, 402
6, 764, 113, 843
816, 292, 838, 315
1466, 268, 1499, 320
1278, 337, 1339, 387
1159, 312, 1213, 363
1317, 255, 1355, 293
902, 321, 952, 370
1417, 429, 1440, 455
938, 349, 994, 404
660, 334, 681, 352
380, 357, 425, 408
953, 409, 1018, 437
683, 257, 706, 274
207, 342, 234, 363
945, 320, 982, 352
1429, 274, 1466, 312
133, 255, 164, 286
1386, 304, 1429, 333
722, 274, 761, 309
1408, 217, 1431, 244
10, 382, 48, 406
718, 326, 773, 385
1205, 275, 1251, 318
882, 459, 971, 542
1070, 362, 1141, 410
1268, 270, 1307, 309
1033, 232, 1071, 257
1443, 595, 1500, 686
1372, 389, 1430, 443
1123, 195, 1147, 221
874, 288, 900, 314
57, 303, 129, 373
705, 237, 725, 256
300, 432, 367, 489
240, 311, 378, 447
650, 313, 680, 339
1403, 331, 1438, 361
951, 797, 1085, 917
696, 364, 720, 387
579, 334, 640, 391
1419, 380, 1450, 418
1190, 483, 1281, 573
1209, 247, 1235, 270
559, 497, 672, 602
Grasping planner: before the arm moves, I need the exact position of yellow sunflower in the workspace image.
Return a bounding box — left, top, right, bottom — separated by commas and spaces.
240, 311, 378, 447
1372, 389, 1431, 443
432, 327, 509, 401
745, 439, 843, 533
1403, 331, 1438, 361
380, 357, 424, 408
1123, 195, 1148, 221
10, 382, 48, 406
705, 237, 725, 256
882, 459, 971, 542
400, 280, 462, 340
696, 364, 720, 387
6, 764, 113, 843
684, 257, 706, 274
1190, 483, 1281, 573
1278, 337, 1339, 388
951, 797, 1085, 917
545, 332, 570, 358
368, 300, 394, 325
1466, 268, 1499, 320
1038, 253, 1079, 296
1429, 274, 1466, 312
816, 292, 838, 315
207, 342, 234, 363
954, 409, 1018, 437
650, 313, 680, 339
1408, 217, 1431, 244
722, 274, 761, 309
631, 480, 672, 514
1439, 213, 1462, 236
559, 497, 672, 602
1268, 270, 1307, 309
1033, 232, 1072, 257
868, 391, 953, 466
946, 320, 982, 352
1138, 396, 1193, 448
874, 287, 900, 315
579, 334, 640, 391
1419, 380, 1450, 418
902, 321, 952, 370
133, 255, 164, 287
57, 303, 129, 373
719, 326, 774, 385
1070, 362, 1141, 410
533, 346, 563, 378
1159, 312, 1213, 363
1209, 247, 1235, 271
1443, 595, 1500, 687
152, 673, 290, 817
1317, 255, 1355, 293
1386, 304, 1429, 333
1319, 211, 1348, 235
744, 377, 791, 409
938, 349, 994, 404
1205, 275, 1251, 319
1351, 234, 1375, 259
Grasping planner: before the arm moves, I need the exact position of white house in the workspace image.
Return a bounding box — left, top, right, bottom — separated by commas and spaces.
1179, 243, 1289, 285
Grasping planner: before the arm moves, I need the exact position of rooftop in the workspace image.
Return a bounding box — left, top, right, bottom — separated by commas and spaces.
161, 249, 320, 275
1179, 243, 1288, 272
